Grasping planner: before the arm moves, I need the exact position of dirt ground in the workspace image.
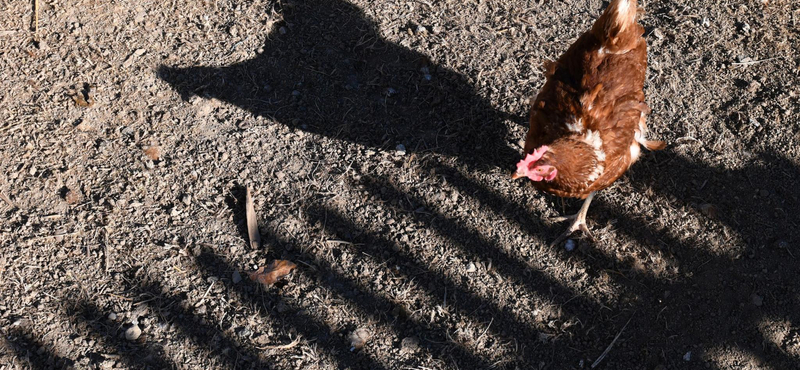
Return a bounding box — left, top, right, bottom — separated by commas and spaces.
1, 0, 799, 369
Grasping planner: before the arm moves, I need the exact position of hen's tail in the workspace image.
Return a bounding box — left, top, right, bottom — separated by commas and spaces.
591, 0, 642, 53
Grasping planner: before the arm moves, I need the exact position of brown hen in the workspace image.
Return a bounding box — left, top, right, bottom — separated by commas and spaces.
513, 0, 664, 246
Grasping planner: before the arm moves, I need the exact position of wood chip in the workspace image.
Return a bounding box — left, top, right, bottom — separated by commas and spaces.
245, 187, 261, 249
249, 260, 297, 287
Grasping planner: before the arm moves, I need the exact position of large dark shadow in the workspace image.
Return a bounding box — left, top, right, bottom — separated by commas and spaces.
606, 149, 800, 368
218, 188, 495, 369
65, 300, 175, 369
4, 326, 75, 370
158, 0, 520, 170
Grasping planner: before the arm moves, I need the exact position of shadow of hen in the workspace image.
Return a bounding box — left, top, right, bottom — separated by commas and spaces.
158, 0, 520, 170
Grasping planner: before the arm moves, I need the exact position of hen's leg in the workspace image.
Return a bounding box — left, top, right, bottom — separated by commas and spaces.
549, 192, 596, 247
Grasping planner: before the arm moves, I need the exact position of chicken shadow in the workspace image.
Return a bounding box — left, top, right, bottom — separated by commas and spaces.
158, 0, 520, 170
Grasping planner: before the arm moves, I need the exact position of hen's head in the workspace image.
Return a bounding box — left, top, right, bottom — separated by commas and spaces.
512, 146, 557, 181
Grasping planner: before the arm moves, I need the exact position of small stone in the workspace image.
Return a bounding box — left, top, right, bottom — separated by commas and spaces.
699, 203, 717, 218
564, 239, 576, 252
232, 270, 242, 284
181, 194, 191, 206
740, 22, 751, 34
395, 144, 406, 155
107, 313, 117, 321
279, 26, 287, 35
65, 189, 83, 205
465, 262, 477, 273
683, 351, 692, 361
348, 328, 371, 351
125, 325, 142, 341
275, 301, 288, 313
255, 334, 270, 345
400, 336, 419, 353
652, 28, 664, 40
236, 327, 252, 338
751, 294, 763, 307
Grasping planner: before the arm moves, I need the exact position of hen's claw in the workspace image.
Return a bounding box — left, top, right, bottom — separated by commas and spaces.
548, 192, 596, 248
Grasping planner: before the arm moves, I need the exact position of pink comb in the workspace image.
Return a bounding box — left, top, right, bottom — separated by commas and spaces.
516, 146, 549, 175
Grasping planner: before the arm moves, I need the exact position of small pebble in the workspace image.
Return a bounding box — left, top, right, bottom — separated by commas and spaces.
107, 313, 117, 321
465, 262, 477, 273
751, 294, 763, 307
181, 194, 191, 206
564, 239, 576, 252
125, 325, 142, 341
699, 203, 717, 218
236, 327, 252, 338
400, 336, 419, 353
652, 28, 664, 40
683, 351, 692, 361
232, 270, 242, 284
349, 328, 371, 351
395, 144, 407, 155
276, 301, 289, 313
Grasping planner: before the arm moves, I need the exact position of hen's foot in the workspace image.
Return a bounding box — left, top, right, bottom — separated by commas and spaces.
548, 192, 596, 248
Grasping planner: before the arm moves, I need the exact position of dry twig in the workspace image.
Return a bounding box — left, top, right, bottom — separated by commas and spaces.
245, 187, 262, 249
591, 315, 634, 368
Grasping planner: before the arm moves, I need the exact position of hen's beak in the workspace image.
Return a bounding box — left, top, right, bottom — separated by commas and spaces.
511, 171, 524, 180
